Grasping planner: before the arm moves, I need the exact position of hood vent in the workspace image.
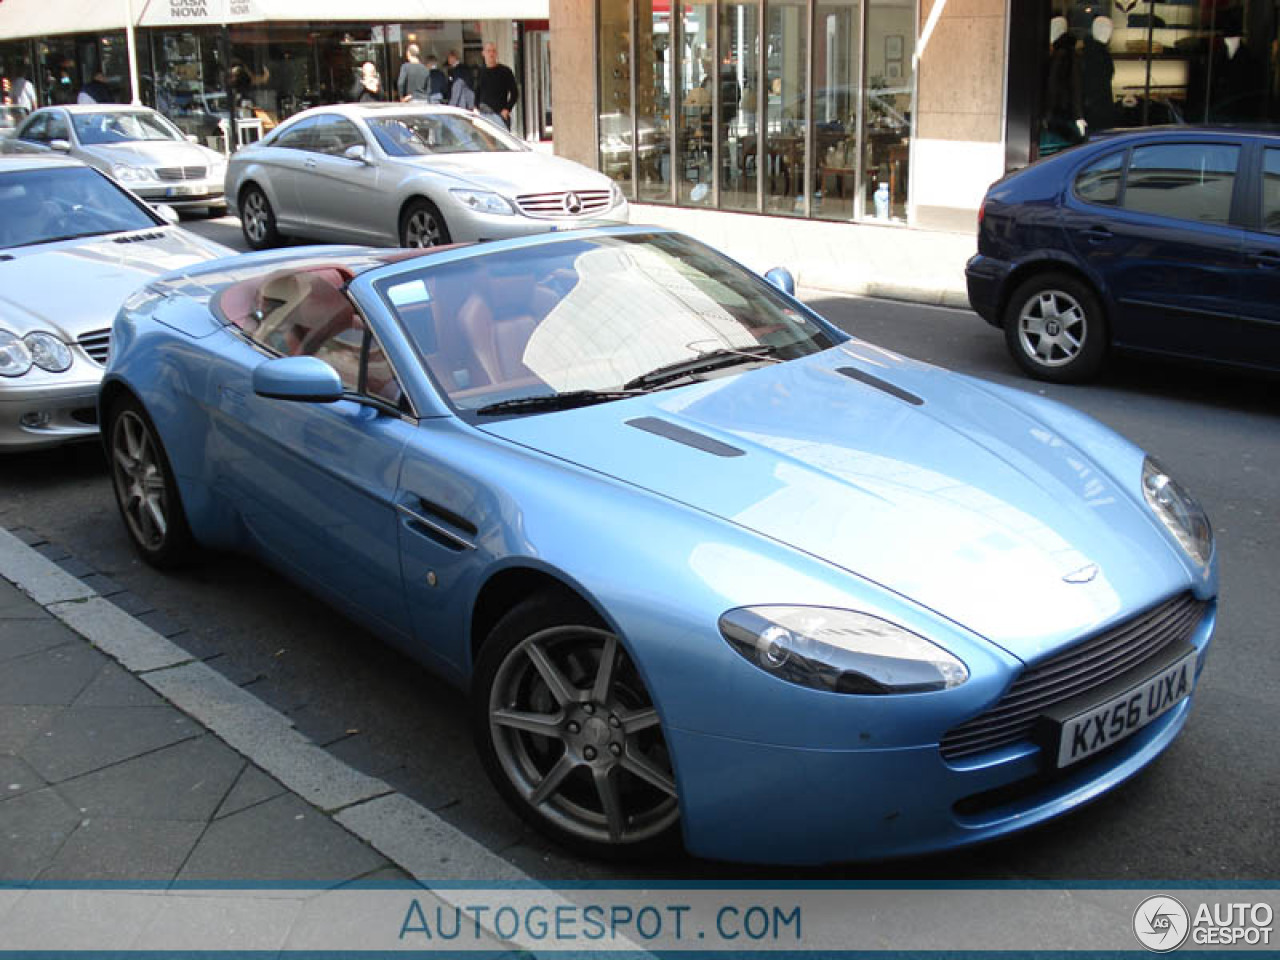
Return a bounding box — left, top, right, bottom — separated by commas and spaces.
112, 231, 168, 245
626, 417, 744, 458
837, 366, 924, 406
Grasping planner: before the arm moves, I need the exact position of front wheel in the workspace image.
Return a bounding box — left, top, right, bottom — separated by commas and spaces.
1003, 272, 1108, 383
106, 396, 195, 569
399, 198, 451, 248
240, 184, 281, 250
473, 594, 681, 860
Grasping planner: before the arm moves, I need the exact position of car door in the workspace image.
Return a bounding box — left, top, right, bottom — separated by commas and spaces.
1062, 139, 1246, 362
249, 115, 321, 232
211, 269, 415, 640
1233, 143, 1280, 371
291, 114, 385, 242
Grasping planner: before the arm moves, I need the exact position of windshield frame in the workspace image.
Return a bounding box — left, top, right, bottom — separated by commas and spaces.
370, 229, 846, 422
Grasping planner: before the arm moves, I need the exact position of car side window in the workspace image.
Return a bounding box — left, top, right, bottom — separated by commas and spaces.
310, 117, 364, 157
272, 116, 318, 151
1074, 151, 1124, 206
1122, 142, 1239, 225
1260, 149, 1280, 234
45, 112, 70, 142
19, 113, 47, 143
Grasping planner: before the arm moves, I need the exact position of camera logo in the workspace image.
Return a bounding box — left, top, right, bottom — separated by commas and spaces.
1134, 896, 1190, 952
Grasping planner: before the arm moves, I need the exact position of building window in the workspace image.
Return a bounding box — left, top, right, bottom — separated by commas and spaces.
599, 0, 914, 223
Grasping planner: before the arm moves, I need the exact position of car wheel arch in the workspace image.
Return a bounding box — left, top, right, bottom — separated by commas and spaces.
998, 259, 1109, 331
98, 378, 140, 459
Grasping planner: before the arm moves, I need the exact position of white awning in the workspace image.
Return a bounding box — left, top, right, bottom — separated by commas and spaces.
0, 0, 548, 37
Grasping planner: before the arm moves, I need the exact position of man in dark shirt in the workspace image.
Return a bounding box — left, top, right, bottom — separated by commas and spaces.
397, 44, 430, 102
475, 41, 518, 129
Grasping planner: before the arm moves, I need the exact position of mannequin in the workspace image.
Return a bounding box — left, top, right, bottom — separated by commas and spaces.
1045, 16, 1087, 145
1082, 16, 1117, 133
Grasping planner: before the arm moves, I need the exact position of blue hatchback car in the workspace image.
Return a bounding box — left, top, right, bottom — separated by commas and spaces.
967, 127, 1280, 382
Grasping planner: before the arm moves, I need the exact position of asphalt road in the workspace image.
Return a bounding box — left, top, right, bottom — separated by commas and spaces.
2, 217, 1276, 882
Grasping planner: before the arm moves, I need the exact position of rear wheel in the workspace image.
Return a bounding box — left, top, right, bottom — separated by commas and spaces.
1003, 271, 1108, 383
473, 593, 681, 860
240, 184, 281, 250
399, 198, 450, 248
106, 396, 194, 569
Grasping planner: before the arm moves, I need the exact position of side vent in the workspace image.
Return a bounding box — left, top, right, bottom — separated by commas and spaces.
836, 367, 924, 406
112, 231, 168, 244
396, 498, 477, 552
626, 417, 745, 458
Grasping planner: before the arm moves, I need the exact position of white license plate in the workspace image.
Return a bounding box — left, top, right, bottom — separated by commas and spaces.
1056, 650, 1197, 768
166, 184, 196, 197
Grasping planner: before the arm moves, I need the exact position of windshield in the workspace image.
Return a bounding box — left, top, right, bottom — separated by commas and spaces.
73, 110, 185, 145
0, 166, 158, 249
378, 233, 841, 413
367, 113, 525, 156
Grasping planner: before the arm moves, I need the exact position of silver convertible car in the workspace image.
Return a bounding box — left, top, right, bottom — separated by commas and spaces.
6, 105, 228, 215
225, 104, 628, 251
0, 155, 229, 450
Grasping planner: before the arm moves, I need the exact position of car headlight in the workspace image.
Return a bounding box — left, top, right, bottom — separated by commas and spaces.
0, 330, 33, 377
450, 189, 514, 216
719, 605, 969, 695
1143, 457, 1212, 567
112, 164, 151, 182
24, 331, 73, 372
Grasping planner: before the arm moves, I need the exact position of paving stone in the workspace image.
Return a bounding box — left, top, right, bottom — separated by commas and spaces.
0, 531, 95, 605
0, 755, 46, 800
167, 631, 222, 661
324, 735, 402, 779
0, 787, 81, 882
288, 704, 353, 747
0, 579, 37, 616
136, 609, 186, 639
38, 817, 204, 882
177, 793, 388, 883
8, 528, 46, 547
57, 736, 245, 822
241, 678, 308, 715
79, 573, 124, 598
0, 617, 77, 662
0, 705, 61, 755
21, 706, 199, 783
54, 556, 94, 578
205, 655, 263, 686
33, 543, 70, 563
73, 663, 166, 709
108, 592, 155, 617
0, 643, 106, 706
214, 766, 287, 820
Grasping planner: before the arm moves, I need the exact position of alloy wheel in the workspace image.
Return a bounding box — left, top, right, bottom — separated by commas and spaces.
1017, 289, 1088, 367
488, 625, 678, 846
110, 410, 170, 552
242, 190, 270, 245
403, 209, 443, 248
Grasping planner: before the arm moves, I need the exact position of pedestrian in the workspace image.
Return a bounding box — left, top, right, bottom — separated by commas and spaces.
77, 70, 113, 105
424, 54, 449, 104
474, 41, 518, 129
9, 74, 36, 110
349, 61, 380, 102
445, 50, 475, 110
396, 44, 430, 102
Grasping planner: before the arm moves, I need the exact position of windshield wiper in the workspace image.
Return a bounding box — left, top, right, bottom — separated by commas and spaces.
621, 345, 781, 391
475, 389, 642, 416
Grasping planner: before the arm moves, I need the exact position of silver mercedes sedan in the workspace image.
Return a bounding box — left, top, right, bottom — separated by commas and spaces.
0, 155, 230, 450
225, 104, 629, 250
6, 105, 227, 214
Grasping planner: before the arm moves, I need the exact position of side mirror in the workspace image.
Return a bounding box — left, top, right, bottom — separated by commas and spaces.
186, 134, 200, 143
764, 267, 796, 297
48, 138, 71, 153
343, 144, 368, 163
153, 203, 180, 225
252, 356, 344, 403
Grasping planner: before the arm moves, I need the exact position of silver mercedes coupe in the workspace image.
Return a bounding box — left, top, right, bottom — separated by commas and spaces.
224, 104, 628, 251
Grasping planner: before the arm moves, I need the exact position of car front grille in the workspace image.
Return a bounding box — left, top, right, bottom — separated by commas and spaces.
78, 328, 112, 365
155, 166, 207, 181
940, 592, 1207, 762
515, 189, 612, 219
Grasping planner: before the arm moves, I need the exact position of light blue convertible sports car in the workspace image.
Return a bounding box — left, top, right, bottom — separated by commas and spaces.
101, 228, 1217, 864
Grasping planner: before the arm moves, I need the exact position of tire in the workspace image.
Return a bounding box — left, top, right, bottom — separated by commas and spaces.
399, 198, 451, 248
1003, 271, 1108, 383
239, 184, 281, 250
105, 395, 195, 569
472, 593, 681, 861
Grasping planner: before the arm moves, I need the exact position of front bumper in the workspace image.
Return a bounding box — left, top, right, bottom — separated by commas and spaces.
133, 182, 227, 210
446, 201, 630, 244
672, 603, 1215, 864
965, 253, 1012, 328
0, 376, 102, 450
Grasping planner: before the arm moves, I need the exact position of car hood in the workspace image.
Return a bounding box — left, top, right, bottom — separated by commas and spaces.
479, 344, 1191, 662
397, 150, 613, 196
80, 140, 221, 170
0, 228, 230, 338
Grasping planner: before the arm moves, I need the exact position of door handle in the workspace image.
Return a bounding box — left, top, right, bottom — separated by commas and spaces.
1081, 226, 1114, 244
1247, 249, 1280, 269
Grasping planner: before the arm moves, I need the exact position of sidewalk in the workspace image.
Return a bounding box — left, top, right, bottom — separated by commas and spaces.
629, 203, 976, 308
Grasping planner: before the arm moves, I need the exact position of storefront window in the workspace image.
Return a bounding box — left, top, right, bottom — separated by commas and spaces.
861, 0, 912, 221
140, 29, 228, 152
598, 0, 634, 191
36, 33, 130, 106
637, 0, 673, 203
719, 1, 760, 212
679, 2, 715, 206
764, 0, 808, 216
811, 1, 861, 222
1, 41, 39, 109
